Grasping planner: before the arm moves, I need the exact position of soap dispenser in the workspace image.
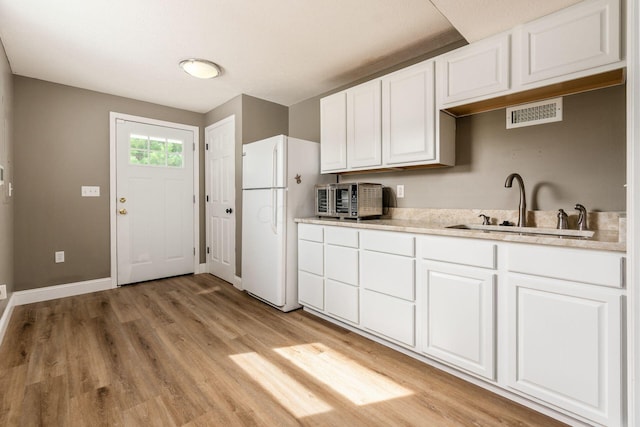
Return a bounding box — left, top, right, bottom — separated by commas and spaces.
557, 209, 568, 229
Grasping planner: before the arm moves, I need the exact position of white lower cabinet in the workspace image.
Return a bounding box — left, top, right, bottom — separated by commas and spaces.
296, 223, 626, 426
506, 274, 623, 426
419, 261, 496, 380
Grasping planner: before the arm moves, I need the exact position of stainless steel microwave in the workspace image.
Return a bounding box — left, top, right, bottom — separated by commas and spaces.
315, 183, 383, 219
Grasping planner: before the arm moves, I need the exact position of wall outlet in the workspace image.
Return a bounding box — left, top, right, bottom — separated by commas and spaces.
55, 251, 65, 263
396, 184, 405, 199
0, 284, 6, 300
81, 186, 100, 197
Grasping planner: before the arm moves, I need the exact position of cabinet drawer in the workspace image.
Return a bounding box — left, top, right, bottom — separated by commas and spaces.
360, 230, 415, 256
507, 244, 624, 288
419, 236, 496, 269
298, 271, 324, 310
361, 251, 415, 301
298, 224, 323, 242
361, 290, 415, 347
325, 279, 359, 323
325, 227, 359, 248
325, 244, 358, 286
298, 240, 323, 275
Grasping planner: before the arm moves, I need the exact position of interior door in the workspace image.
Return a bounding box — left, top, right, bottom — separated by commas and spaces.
205, 116, 236, 283
116, 119, 195, 285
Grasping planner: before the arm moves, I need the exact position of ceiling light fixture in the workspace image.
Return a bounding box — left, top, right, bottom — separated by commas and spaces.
179, 58, 222, 79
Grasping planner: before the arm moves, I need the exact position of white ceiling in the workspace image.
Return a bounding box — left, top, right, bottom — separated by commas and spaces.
0, 0, 582, 114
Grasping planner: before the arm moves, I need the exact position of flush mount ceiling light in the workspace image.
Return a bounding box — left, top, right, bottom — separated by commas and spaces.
179, 58, 222, 79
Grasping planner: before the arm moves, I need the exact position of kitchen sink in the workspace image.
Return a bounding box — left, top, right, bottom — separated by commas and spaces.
446, 224, 594, 239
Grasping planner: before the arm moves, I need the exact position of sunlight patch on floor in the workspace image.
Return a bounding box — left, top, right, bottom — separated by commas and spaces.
229, 352, 333, 417
274, 343, 414, 405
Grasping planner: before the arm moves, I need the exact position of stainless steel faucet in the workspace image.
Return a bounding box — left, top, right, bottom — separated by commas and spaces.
575, 203, 588, 230
504, 173, 527, 227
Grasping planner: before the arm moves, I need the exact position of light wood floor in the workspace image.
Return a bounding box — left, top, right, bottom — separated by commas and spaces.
0, 274, 566, 426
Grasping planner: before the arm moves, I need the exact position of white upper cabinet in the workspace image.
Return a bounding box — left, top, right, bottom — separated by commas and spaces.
347, 79, 382, 169
382, 60, 436, 166
320, 91, 347, 173
437, 32, 511, 107
436, 0, 623, 114
320, 59, 454, 173
517, 0, 621, 86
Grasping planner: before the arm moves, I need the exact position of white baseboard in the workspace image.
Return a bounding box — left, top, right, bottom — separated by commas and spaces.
12, 277, 114, 306
0, 294, 17, 347
234, 275, 242, 290
197, 263, 207, 274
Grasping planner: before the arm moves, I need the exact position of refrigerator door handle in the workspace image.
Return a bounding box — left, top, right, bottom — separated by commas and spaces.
271, 188, 278, 234
272, 144, 278, 188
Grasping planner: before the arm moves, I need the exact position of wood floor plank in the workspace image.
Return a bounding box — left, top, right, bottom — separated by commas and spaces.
0, 365, 27, 426
0, 274, 567, 426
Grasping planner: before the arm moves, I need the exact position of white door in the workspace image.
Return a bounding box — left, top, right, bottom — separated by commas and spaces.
205, 116, 236, 284
116, 119, 195, 285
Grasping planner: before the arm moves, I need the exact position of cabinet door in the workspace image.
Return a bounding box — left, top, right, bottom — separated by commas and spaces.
320, 91, 347, 172
347, 80, 382, 169
518, 0, 620, 86
507, 274, 622, 426
438, 32, 511, 107
382, 61, 435, 165
419, 261, 496, 380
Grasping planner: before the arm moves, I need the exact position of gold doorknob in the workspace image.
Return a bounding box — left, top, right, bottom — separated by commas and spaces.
119, 197, 126, 203
119, 208, 128, 215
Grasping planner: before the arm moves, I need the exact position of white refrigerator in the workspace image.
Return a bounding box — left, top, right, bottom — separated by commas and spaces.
241, 135, 325, 312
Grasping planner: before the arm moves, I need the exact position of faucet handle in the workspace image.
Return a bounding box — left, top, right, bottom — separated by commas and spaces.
574, 203, 588, 231
557, 209, 568, 229
478, 214, 491, 225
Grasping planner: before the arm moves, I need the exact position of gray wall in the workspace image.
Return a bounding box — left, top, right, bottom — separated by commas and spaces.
13, 76, 204, 291
289, 85, 626, 212
204, 94, 288, 277
0, 41, 13, 317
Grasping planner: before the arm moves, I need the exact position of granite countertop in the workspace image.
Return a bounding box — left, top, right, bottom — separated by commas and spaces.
295, 208, 626, 252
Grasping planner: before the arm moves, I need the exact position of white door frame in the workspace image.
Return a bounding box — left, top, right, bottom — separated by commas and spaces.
109, 112, 200, 287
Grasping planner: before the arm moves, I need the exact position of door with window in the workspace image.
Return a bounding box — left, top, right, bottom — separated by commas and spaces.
116, 119, 195, 285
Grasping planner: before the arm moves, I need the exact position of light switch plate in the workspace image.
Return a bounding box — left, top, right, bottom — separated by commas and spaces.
81, 186, 100, 197
55, 251, 65, 263
396, 184, 405, 198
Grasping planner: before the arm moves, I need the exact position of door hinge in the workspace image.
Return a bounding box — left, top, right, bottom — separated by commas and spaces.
207, 246, 210, 254
206, 195, 209, 202
193, 248, 196, 256
206, 143, 209, 150
193, 142, 196, 151
193, 195, 196, 203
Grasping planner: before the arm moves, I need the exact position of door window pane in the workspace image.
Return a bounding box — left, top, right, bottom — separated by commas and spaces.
129, 134, 184, 168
